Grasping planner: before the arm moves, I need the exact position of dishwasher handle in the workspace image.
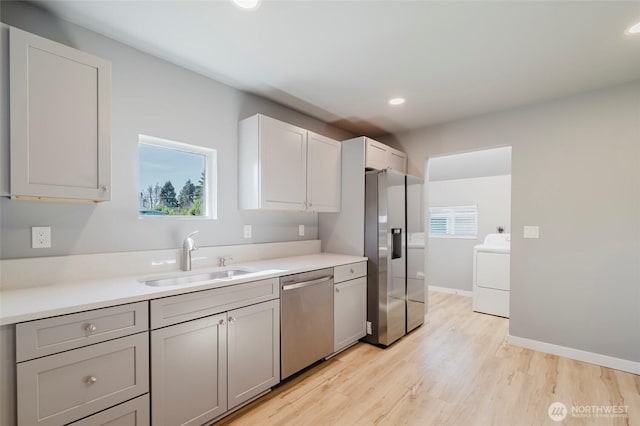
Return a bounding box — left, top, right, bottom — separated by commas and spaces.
282, 275, 333, 291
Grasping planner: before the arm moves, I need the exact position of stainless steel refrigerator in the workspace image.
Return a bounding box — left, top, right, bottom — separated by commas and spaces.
364, 169, 424, 346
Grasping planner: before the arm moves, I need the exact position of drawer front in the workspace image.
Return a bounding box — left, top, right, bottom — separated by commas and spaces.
69, 394, 149, 426
17, 302, 148, 362
334, 262, 367, 283
150, 278, 279, 329
17, 333, 149, 426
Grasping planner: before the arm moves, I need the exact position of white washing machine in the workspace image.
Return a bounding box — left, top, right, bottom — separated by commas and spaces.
472, 233, 510, 318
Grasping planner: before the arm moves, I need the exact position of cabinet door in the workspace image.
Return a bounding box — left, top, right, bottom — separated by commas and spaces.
260, 116, 307, 210
227, 299, 280, 410
9, 27, 111, 202
334, 277, 367, 352
387, 149, 407, 173
151, 314, 227, 426
364, 139, 388, 171
307, 132, 341, 212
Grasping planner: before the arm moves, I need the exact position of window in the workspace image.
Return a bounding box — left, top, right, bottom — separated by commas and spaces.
138, 135, 217, 218
429, 205, 477, 238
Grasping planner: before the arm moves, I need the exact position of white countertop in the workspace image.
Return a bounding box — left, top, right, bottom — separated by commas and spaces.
0, 253, 366, 326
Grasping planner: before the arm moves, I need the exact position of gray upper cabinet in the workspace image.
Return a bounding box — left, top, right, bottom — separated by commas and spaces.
307, 131, 341, 212
238, 114, 341, 212
364, 138, 407, 173
9, 26, 111, 202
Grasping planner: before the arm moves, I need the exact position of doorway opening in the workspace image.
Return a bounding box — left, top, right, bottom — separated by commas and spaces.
424, 146, 512, 319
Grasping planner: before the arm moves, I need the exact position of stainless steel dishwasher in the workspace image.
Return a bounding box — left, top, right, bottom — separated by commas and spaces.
280, 268, 334, 379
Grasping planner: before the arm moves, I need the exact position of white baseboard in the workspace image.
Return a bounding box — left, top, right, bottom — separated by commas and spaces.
428, 285, 473, 297
508, 335, 640, 375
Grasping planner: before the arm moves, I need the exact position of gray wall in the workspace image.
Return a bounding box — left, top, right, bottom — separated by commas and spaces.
382, 82, 640, 363
0, 1, 353, 259
428, 175, 511, 292
428, 146, 512, 181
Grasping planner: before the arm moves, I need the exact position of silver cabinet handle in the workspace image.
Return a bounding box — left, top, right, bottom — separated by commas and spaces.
84, 376, 98, 385
84, 323, 97, 333
228, 316, 236, 324
282, 275, 333, 291
350, 268, 354, 274
219, 319, 227, 326
336, 288, 340, 293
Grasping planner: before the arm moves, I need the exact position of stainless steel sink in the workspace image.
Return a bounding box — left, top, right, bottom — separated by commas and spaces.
142, 268, 253, 287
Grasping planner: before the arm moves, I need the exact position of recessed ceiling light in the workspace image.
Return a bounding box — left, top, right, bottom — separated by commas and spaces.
232, 0, 261, 10
625, 21, 640, 35
388, 97, 405, 106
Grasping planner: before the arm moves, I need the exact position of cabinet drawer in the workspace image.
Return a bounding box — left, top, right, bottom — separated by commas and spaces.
16, 302, 148, 362
17, 332, 149, 426
334, 262, 367, 283
69, 394, 149, 426
150, 278, 279, 329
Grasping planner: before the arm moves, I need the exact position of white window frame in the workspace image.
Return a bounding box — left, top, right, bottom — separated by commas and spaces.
138, 134, 217, 219
428, 205, 478, 239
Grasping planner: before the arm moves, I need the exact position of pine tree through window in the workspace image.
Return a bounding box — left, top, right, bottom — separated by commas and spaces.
138, 135, 217, 218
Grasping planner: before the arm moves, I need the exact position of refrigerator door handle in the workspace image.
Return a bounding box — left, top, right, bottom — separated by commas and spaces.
391, 228, 402, 259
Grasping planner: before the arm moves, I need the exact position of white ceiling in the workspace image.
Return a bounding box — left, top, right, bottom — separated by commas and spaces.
35, 0, 640, 136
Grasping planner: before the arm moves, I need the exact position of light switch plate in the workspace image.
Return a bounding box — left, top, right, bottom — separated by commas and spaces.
32, 226, 51, 248
523, 226, 539, 239
298, 225, 305, 236
243, 225, 252, 239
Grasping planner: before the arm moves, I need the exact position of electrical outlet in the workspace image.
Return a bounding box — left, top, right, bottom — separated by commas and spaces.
298, 224, 305, 236
32, 226, 51, 248
523, 225, 539, 239
366, 321, 372, 335
243, 225, 252, 239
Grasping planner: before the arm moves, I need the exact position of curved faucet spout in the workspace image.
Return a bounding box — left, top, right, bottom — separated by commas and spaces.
182, 231, 199, 271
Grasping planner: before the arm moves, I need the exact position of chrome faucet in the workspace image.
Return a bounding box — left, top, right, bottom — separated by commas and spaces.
182, 231, 199, 271
219, 256, 233, 267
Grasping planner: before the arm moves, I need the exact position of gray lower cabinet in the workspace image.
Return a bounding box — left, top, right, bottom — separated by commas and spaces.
17, 332, 149, 426
150, 299, 280, 425
16, 301, 148, 362
151, 314, 227, 426
69, 395, 150, 426
334, 276, 367, 352
227, 299, 280, 410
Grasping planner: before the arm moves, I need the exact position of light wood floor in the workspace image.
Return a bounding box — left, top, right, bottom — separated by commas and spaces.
218, 292, 640, 426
